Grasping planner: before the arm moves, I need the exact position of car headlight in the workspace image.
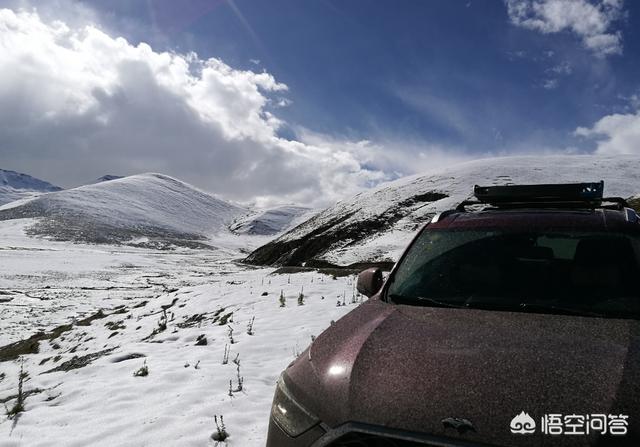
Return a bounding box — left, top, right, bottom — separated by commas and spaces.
271, 375, 319, 437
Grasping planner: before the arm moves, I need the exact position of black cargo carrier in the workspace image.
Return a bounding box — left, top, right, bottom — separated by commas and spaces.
455, 181, 629, 211
474, 181, 604, 204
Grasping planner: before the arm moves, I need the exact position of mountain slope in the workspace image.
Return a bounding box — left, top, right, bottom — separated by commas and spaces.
0, 169, 62, 205
245, 155, 640, 267
92, 175, 123, 183
0, 173, 247, 249
230, 205, 316, 236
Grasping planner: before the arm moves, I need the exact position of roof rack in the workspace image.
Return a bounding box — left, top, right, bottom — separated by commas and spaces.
455, 181, 629, 211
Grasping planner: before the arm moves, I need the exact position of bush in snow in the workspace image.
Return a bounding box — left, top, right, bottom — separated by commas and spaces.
211, 415, 229, 442
133, 360, 149, 377
222, 344, 230, 365
158, 309, 167, 331
5, 360, 27, 419
246, 316, 255, 335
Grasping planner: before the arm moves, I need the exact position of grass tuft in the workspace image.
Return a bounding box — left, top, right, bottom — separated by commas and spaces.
133, 360, 149, 377
211, 415, 229, 442
5, 360, 27, 420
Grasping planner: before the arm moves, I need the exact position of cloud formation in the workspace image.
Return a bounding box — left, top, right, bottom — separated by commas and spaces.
575, 110, 640, 155
0, 8, 416, 207
505, 0, 625, 57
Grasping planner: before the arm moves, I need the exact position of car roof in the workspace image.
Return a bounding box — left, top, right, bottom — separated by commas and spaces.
429, 207, 640, 233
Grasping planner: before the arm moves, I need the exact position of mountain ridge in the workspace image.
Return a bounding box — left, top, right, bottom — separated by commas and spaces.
0, 172, 247, 249
0, 168, 62, 206
245, 155, 640, 267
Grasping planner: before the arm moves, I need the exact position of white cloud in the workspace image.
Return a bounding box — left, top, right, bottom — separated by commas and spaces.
505, 0, 625, 57
549, 61, 573, 75
575, 110, 640, 154
297, 129, 472, 182
0, 7, 431, 208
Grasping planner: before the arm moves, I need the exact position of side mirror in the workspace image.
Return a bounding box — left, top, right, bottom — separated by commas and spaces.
356, 268, 383, 298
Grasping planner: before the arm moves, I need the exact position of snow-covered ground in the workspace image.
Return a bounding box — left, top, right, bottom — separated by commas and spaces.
0, 219, 361, 446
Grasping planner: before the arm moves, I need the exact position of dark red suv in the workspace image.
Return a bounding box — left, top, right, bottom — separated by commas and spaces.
266, 182, 640, 447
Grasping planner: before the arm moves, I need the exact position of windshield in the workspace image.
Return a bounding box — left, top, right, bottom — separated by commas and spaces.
387, 229, 640, 319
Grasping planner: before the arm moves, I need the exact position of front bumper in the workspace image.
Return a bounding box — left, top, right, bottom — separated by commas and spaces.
266, 418, 497, 447
266, 416, 326, 447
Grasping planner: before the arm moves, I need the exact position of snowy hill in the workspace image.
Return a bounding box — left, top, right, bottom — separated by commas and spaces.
0, 173, 247, 249
230, 205, 316, 236
92, 174, 123, 183
0, 168, 62, 205
245, 155, 640, 267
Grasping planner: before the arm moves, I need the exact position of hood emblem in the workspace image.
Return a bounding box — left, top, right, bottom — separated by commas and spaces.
441, 417, 476, 434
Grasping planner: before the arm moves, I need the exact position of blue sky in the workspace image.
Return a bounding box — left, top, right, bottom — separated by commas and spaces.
1, 0, 639, 206
82, 0, 640, 153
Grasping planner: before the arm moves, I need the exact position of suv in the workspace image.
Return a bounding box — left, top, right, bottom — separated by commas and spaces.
266, 182, 640, 447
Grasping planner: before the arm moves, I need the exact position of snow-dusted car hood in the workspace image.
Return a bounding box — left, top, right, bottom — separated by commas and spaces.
285, 299, 640, 446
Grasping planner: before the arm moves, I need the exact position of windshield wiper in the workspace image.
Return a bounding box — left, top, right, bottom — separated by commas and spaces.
517, 302, 608, 318
389, 294, 467, 309
389, 293, 614, 318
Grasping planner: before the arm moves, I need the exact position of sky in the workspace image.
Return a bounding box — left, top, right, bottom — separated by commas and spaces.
1, 0, 639, 207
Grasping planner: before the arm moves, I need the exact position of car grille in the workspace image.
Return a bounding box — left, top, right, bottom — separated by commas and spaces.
327, 432, 433, 447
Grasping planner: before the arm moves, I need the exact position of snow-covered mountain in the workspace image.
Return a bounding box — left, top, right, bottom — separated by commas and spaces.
0, 173, 247, 249
245, 155, 640, 267
230, 205, 316, 236
92, 175, 123, 183
0, 169, 62, 205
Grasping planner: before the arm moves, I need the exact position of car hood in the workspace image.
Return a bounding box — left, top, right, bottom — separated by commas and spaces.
285, 299, 640, 446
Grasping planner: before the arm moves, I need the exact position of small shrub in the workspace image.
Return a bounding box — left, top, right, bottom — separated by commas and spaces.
211, 415, 229, 442
227, 325, 235, 344
158, 309, 167, 331
133, 360, 149, 377
246, 316, 255, 335
222, 344, 230, 365
235, 376, 244, 393
234, 363, 244, 392
5, 360, 27, 419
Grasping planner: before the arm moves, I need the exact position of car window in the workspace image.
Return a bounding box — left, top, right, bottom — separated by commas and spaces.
387, 229, 640, 319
